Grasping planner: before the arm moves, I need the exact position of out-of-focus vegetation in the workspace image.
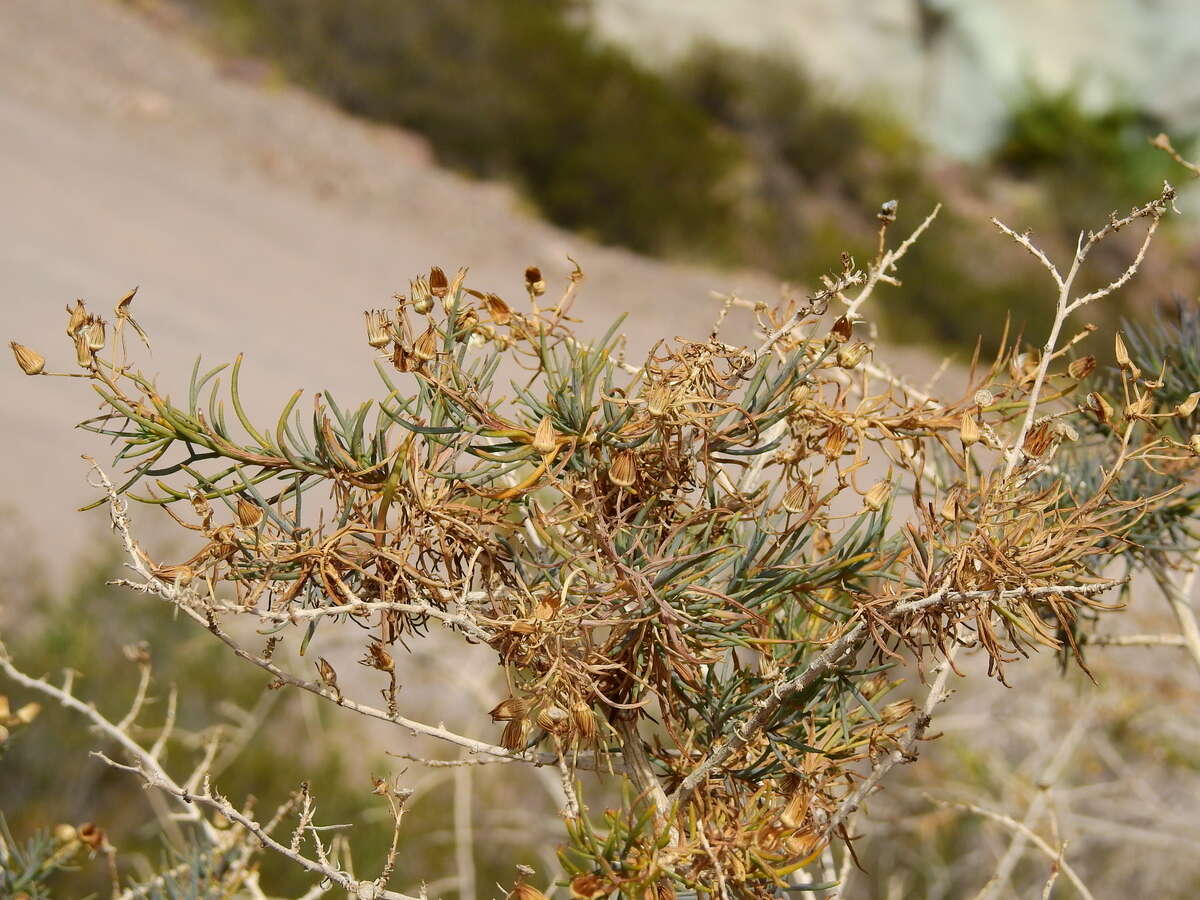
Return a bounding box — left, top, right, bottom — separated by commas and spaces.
0, 528, 548, 896
175, 0, 1197, 351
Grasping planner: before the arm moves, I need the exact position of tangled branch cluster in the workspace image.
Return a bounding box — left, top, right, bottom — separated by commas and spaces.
8, 181, 1200, 898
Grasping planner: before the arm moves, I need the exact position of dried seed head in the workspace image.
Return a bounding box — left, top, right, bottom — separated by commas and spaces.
448, 266, 468, 299
781, 479, 811, 514
66, 299, 88, 337
609, 449, 636, 487
654, 879, 677, 900
489, 697, 530, 722
152, 563, 195, 585
1054, 421, 1079, 442
789, 383, 812, 406
10, 341, 45, 375
779, 790, 810, 829
83, 316, 106, 351
1114, 332, 1134, 372
484, 292, 512, 326
364, 309, 393, 348
940, 489, 961, 522
116, 286, 137, 313
959, 411, 981, 446
429, 266, 449, 299
360, 641, 394, 673
836, 342, 870, 369
1068, 355, 1097, 380
644, 382, 674, 417
413, 327, 439, 361
824, 425, 848, 459
1022, 421, 1055, 458
535, 704, 570, 734
1190, 434, 1200, 456
973, 388, 995, 408
863, 480, 891, 511
454, 308, 479, 339
316, 657, 339, 689
570, 701, 597, 742
236, 496, 264, 528
411, 277, 433, 314
501, 717, 531, 751
1176, 391, 1200, 418
524, 266, 546, 297
531, 415, 557, 455
1086, 392, 1114, 425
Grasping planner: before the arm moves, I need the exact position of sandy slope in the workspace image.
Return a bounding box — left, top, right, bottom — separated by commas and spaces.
0, 0, 787, 569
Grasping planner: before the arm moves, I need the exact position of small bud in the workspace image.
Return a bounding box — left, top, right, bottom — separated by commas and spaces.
1114, 332, 1141, 378
411, 277, 433, 314
531, 416, 557, 455
53, 824, 77, 844
609, 449, 636, 487
524, 266, 546, 297
364, 309, 393, 348
1176, 391, 1200, 418
429, 266, 449, 299
863, 480, 891, 511
413, 327, 439, 361
1068, 355, 1096, 380
9, 342, 45, 375
66, 299, 88, 337
959, 412, 981, 446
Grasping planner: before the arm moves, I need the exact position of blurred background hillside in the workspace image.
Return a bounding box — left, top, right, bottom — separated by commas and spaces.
2, 0, 1199, 896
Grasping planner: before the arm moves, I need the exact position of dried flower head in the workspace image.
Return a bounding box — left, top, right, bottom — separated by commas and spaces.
429, 266, 449, 299
609, 449, 637, 487
364, 309, 393, 348
10, 341, 45, 375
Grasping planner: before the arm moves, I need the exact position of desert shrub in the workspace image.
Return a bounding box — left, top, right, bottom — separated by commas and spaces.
4, 175, 1199, 897
186, 0, 740, 256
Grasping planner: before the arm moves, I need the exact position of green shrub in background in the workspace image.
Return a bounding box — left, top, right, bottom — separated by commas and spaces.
193, 0, 740, 257
176, 0, 1196, 353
